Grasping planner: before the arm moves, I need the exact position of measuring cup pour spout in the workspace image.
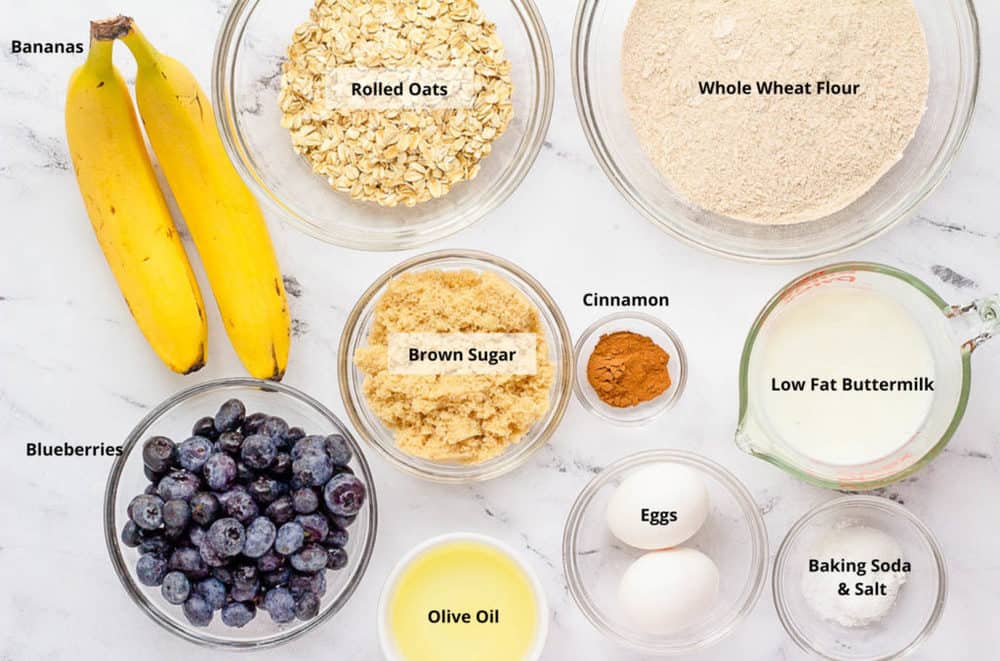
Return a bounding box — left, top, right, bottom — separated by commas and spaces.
949, 294, 1000, 353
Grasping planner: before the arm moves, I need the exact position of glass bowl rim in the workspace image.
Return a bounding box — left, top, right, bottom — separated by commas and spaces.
212, 0, 556, 251
572, 311, 689, 426
771, 494, 948, 661
338, 249, 575, 483
375, 531, 550, 661
562, 449, 769, 655
103, 377, 379, 650
570, 0, 982, 263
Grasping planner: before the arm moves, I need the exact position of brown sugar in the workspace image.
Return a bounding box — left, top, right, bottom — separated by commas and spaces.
587, 331, 671, 408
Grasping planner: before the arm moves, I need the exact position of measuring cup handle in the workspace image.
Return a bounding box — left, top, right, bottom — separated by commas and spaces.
948, 295, 1000, 353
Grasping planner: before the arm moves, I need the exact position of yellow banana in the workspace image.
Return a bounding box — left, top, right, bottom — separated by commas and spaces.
66, 21, 207, 374
119, 17, 291, 381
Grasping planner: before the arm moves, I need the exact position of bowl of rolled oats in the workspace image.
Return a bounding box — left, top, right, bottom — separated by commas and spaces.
213, 0, 554, 250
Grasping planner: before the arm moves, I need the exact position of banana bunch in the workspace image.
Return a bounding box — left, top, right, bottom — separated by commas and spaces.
66, 16, 290, 379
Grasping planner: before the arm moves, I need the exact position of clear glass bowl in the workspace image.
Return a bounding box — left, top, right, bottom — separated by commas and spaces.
773, 496, 947, 660
339, 249, 573, 483
571, 0, 980, 262
103, 378, 378, 649
573, 312, 688, 426
213, 0, 554, 250
563, 450, 768, 655
376, 533, 550, 660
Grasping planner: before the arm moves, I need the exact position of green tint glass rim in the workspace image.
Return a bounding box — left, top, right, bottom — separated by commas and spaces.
736, 262, 974, 491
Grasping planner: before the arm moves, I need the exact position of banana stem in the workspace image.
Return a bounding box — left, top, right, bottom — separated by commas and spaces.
118, 20, 159, 68
84, 33, 115, 74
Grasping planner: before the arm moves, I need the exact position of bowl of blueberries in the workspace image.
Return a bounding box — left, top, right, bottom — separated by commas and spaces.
104, 378, 377, 649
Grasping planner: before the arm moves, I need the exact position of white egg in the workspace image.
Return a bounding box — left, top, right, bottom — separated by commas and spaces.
618, 548, 720, 635
606, 462, 710, 550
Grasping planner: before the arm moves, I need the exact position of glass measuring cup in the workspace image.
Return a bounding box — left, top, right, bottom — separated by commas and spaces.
737, 263, 998, 491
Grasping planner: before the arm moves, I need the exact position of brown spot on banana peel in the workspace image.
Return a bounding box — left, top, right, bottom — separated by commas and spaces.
183, 348, 207, 375
269, 344, 285, 382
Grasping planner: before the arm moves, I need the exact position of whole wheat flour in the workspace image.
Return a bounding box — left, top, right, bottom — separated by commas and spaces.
622, 0, 930, 224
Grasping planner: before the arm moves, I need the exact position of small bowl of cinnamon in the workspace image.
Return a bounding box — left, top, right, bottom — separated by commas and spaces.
573, 312, 688, 426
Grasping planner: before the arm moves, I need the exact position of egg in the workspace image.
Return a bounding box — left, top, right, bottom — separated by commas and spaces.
618, 548, 720, 635
606, 462, 709, 550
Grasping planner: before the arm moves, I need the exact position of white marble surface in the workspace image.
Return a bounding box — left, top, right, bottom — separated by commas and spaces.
1, 1, 999, 659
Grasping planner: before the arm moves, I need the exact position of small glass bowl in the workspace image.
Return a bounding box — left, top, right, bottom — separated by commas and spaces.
212, 0, 554, 250
376, 532, 550, 660
103, 378, 378, 650
572, 0, 980, 262
773, 496, 947, 660
573, 312, 688, 426
339, 250, 573, 483
563, 450, 768, 656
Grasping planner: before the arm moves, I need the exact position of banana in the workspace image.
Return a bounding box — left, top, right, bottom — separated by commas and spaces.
66, 21, 207, 374
118, 17, 291, 381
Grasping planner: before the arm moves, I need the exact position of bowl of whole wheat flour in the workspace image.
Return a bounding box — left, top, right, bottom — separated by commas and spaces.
572, 0, 979, 262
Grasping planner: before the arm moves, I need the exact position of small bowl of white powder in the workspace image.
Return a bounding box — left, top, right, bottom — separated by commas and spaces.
773, 496, 947, 660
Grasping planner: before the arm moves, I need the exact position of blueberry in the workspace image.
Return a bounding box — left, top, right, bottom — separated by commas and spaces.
284, 427, 306, 444
261, 416, 289, 441
293, 450, 333, 487
256, 550, 285, 573
265, 495, 296, 525
128, 494, 164, 530
199, 542, 226, 568
143, 474, 162, 491
275, 522, 305, 556
196, 577, 227, 611
291, 435, 327, 461
289, 571, 326, 599
325, 434, 352, 466
190, 492, 221, 526
121, 521, 142, 548
138, 535, 171, 557
157, 470, 200, 501
328, 513, 357, 530
323, 525, 349, 549
261, 566, 291, 589
221, 489, 258, 523
289, 544, 327, 573
326, 547, 348, 571
242, 434, 277, 470
271, 452, 293, 477
244, 517, 277, 559
169, 546, 208, 578
322, 473, 366, 517
211, 566, 233, 585
136, 553, 168, 586
232, 563, 259, 589
214, 399, 246, 433
216, 431, 244, 455
221, 601, 256, 628
192, 416, 219, 440
207, 517, 246, 557
187, 526, 206, 548
291, 488, 319, 514
162, 499, 191, 529
164, 525, 187, 543
183, 594, 213, 627
177, 436, 213, 472
249, 476, 284, 505
142, 436, 176, 473
241, 412, 269, 436
229, 580, 259, 603
263, 587, 296, 624
203, 453, 237, 491
296, 513, 329, 544
161, 571, 191, 605
295, 592, 320, 621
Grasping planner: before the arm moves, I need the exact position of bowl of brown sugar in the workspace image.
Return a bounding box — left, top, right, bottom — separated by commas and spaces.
573, 312, 688, 426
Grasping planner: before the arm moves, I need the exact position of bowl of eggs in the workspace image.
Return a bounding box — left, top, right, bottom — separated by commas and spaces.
562, 450, 768, 655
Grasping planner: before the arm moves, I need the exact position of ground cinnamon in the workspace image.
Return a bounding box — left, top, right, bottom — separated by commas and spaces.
586, 331, 671, 408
